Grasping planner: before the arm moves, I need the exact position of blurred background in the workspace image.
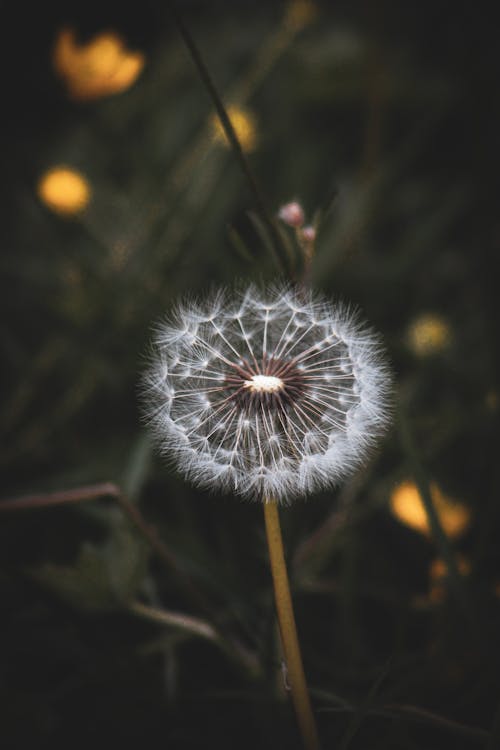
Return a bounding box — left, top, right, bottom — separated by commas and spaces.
1, 1, 499, 748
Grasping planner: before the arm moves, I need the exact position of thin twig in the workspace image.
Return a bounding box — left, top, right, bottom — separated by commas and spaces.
128, 599, 259, 676
129, 599, 218, 641
397, 408, 474, 628
385, 703, 489, 743
0, 481, 262, 678
0, 482, 120, 511
316, 698, 489, 743
167, 1, 291, 276
0, 481, 210, 615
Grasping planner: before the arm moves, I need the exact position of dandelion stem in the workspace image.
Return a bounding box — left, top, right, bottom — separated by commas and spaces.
263, 498, 321, 750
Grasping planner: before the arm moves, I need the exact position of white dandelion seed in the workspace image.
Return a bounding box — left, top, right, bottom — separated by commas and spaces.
142, 283, 392, 503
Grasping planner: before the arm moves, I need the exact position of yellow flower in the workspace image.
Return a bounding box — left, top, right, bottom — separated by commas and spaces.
406, 314, 450, 356
429, 555, 471, 581
485, 390, 498, 412
53, 28, 145, 101
211, 105, 258, 153
37, 166, 91, 216
389, 480, 470, 539
428, 554, 471, 602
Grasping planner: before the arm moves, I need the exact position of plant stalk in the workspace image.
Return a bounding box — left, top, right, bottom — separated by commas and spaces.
397, 409, 471, 619
168, 0, 291, 276
263, 498, 320, 750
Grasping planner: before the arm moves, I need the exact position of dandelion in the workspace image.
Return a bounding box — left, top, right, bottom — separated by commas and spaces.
142, 282, 391, 503
142, 281, 390, 749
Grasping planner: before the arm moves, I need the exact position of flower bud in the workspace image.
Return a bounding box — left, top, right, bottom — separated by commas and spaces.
301, 225, 316, 243
278, 201, 305, 228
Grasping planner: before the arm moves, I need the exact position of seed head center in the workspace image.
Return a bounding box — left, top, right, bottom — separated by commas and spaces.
244, 374, 284, 393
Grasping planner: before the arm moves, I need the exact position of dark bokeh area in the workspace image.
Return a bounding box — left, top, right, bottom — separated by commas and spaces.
1, 2, 499, 748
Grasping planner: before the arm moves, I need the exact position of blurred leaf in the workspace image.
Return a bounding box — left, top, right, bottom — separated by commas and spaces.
226, 224, 255, 263
29, 516, 149, 612
246, 210, 277, 260
120, 432, 153, 502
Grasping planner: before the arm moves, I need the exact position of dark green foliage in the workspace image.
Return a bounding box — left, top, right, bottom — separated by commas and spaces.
1, 2, 499, 748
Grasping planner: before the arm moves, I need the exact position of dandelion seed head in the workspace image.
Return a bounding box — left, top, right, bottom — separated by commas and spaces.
142, 283, 392, 502
244, 374, 284, 393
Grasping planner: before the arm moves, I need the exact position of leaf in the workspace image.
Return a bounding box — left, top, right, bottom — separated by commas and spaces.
246, 210, 276, 259
120, 432, 153, 502
30, 517, 149, 612
226, 224, 254, 263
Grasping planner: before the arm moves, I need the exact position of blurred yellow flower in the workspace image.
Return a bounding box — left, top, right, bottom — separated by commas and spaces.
406, 314, 450, 356
429, 555, 471, 581
37, 166, 91, 216
390, 480, 470, 539
429, 554, 471, 602
284, 0, 318, 32
211, 105, 258, 153
53, 28, 145, 101
485, 390, 498, 412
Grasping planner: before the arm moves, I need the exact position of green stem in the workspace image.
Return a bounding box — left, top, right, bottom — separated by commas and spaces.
168, 1, 291, 275
129, 600, 260, 677
264, 498, 320, 750
397, 409, 470, 618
